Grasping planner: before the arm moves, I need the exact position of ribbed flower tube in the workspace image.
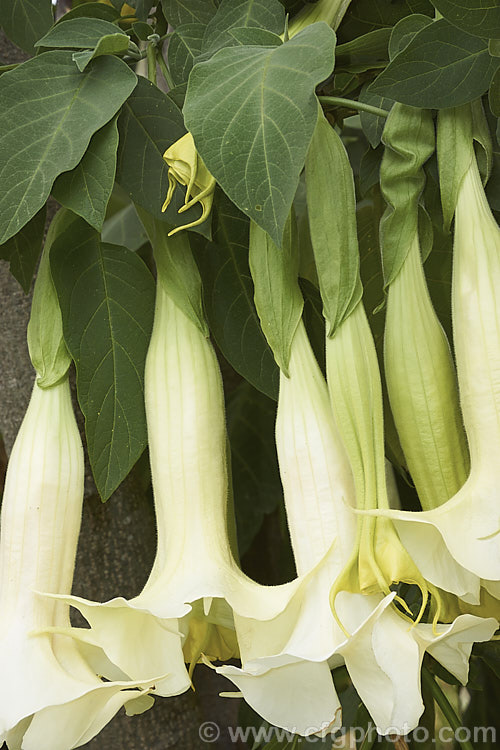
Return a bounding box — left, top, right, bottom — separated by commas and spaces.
58, 281, 305, 698
384, 230, 469, 511
218, 320, 497, 736
372, 151, 500, 592
326, 301, 429, 616
0, 379, 154, 750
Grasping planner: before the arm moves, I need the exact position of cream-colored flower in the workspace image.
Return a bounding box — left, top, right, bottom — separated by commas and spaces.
54, 282, 303, 701
0, 379, 155, 750
217, 321, 497, 736
364, 151, 500, 595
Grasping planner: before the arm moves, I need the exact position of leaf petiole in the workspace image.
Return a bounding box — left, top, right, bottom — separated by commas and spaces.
318, 95, 390, 118
421, 665, 474, 750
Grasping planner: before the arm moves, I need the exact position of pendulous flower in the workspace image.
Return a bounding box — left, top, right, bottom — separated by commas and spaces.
366, 146, 500, 597
161, 132, 216, 236
0, 379, 155, 750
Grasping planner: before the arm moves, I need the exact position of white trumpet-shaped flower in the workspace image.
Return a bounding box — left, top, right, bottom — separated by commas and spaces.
365, 151, 500, 591
216, 321, 497, 736
54, 282, 306, 699
0, 379, 155, 750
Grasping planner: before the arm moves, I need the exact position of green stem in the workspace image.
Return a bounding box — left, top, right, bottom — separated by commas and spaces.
0, 63, 19, 73
147, 42, 157, 85
156, 47, 175, 90
318, 96, 389, 119
421, 666, 474, 750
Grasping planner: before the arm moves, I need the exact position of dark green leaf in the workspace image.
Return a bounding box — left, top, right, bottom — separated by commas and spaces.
115, 76, 211, 236
300, 278, 325, 374
335, 28, 391, 72
200, 0, 285, 57
337, 0, 434, 44
132, 22, 154, 41
102, 204, 148, 251
228, 381, 282, 556
388, 13, 433, 59
460, 656, 500, 750
359, 145, 383, 197
229, 27, 282, 47
432, 0, 500, 40
57, 3, 119, 23
475, 641, 500, 680
424, 227, 453, 343
35, 18, 127, 49
359, 86, 394, 148
166, 82, 187, 108
369, 19, 498, 109
51, 219, 155, 500
52, 117, 119, 231
358, 202, 385, 346
490, 39, 500, 56
161, 0, 217, 27
167, 22, 205, 86
0, 0, 53, 54
0, 206, 46, 292
249, 213, 303, 375
127, 0, 154, 22
185, 23, 337, 246
486, 149, 500, 211
0, 51, 137, 245
490, 68, 500, 117
193, 192, 279, 400
73, 34, 131, 72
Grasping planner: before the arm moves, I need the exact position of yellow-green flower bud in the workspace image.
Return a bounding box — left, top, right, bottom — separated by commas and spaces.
162, 132, 216, 235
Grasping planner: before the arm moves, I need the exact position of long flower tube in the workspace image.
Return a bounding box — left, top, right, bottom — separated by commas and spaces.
380, 104, 470, 514
54, 279, 312, 701
0, 378, 155, 750
326, 301, 432, 619
384, 234, 469, 508
364, 148, 500, 590
384, 230, 483, 605
216, 321, 497, 736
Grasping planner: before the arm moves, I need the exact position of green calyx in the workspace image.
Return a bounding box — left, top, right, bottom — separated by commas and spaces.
326, 302, 431, 629
249, 211, 304, 376
381, 104, 470, 510
27, 209, 72, 387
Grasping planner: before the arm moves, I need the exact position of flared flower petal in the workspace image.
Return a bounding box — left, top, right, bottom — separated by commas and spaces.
0, 380, 156, 748
58, 283, 302, 695
363, 152, 500, 588
217, 322, 495, 736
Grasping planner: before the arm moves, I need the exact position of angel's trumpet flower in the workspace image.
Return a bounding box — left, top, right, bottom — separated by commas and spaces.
0, 379, 155, 750
161, 132, 215, 236
217, 321, 497, 736
56, 277, 304, 701
367, 148, 500, 592
384, 229, 487, 605
380, 104, 470, 514
378, 103, 485, 605
326, 301, 431, 619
